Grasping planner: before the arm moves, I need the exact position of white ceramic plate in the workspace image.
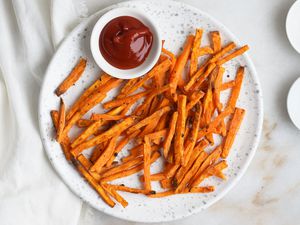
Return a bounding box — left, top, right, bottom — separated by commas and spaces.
39, 0, 263, 222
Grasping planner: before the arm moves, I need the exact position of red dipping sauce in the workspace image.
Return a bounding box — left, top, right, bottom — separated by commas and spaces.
99, 16, 153, 69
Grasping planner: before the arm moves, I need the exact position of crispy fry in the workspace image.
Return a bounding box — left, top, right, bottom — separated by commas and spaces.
217, 45, 249, 66
169, 35, 194, 95
197, 46, 214, 56
126, 59, 171, 95
222, 108, 245, 158
160, 178, 173, 189
76, 119, 94, 128
140, 173, 165, 182
103, 90, 149, 109
106, 131, 139, 166
118, 77, 140, 98
105, 184, 155, 195
220, 80, 236, 91
71, 117, 136, 156
190, 29, 203, 77
57, 98, 66, 143
162, 48, 177, 72
228, 67, 245, 109
197, 106, 233, 141
133, 85, 170, 116
71, 104, 128, 147
101, 151, 161, 182
174, 95, 187, 165
90, 136, 118, 173
143, 136, 152, 190
210, 31, 221, 52
55, 58, 87, 96
183, 103, 202, 165
51, 110, 71, 161
184, 63, 216, 92
63, 92, 106, 137
147, 190, 175, 198
102, 185, 128, 208
162, 111, 178, 159
73, 160, 115, 207
127, 106, 171, 134
66, 73, 111, 120
77, 154, 101, 181
175, 151, 207, 193
186, 91, 205, 111
175, 140, 209, 184
190, 146, 222, 187
102, 157, 143, 178
91, 114, 125, 121
189, 186, 215, 193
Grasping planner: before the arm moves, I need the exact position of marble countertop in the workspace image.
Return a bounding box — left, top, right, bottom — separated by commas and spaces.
75, 0, 300, 224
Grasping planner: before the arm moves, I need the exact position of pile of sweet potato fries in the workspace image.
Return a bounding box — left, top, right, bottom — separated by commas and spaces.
51, 28, 247, 208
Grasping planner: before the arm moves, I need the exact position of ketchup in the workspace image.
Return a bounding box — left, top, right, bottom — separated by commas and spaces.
99, 16, 153, 69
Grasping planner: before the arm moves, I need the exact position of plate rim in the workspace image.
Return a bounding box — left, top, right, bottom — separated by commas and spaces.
39, 0, 264, 222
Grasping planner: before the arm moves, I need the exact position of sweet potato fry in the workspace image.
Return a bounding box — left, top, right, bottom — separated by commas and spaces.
102, 185, 128, 208
118, 77, 140, 98
217, 45, 249, 66
51, 110, 71, 161
143, 136, 152, 190
186, 91, 205, 111
77, 154, 101, 181
228, 67, 245, 109
147, 190, 175, 198
183, 104, 202, 165
222, 108, 245, 158
71, 117, 136, 156
184, 63, 216, 92
105, 184, 155, 195
127, 106, 171, 134
190, 29, 203, 77
101, 151, 161, 182
220, 80, 236, 91
63, 92, 106, 137
76, 119, 94, 128
197, 106, 233, 141
197, 47, 214, 56
126, 59, 171, 95
175, 140, 209, 184
133, 85, 170, 116
66, 73, 111, 120
146, 129, 167, 143
169, 35, 194, 95
190, 146, 222, 187
210, 31, 221, 52
73, 160, 115, 207
189, 186, 215, 193
103, 90, 149, 109
162, 47, 177, 72
174, 95, 187, 165
90, 136, 118, 173
57, 98, 66, 143
102, 157, 143, 178
140, 173, 166, 182
156, 112, 169, 131
106, 131, 140, 166
175, 151, 207, 193
55, 58, 87, 96
90, 114, 125, 121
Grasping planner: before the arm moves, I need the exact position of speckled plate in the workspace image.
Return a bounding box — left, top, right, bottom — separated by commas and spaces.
39, 0, 263, 222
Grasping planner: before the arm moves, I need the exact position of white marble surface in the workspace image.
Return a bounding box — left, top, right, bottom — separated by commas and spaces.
74, 0, 300, 224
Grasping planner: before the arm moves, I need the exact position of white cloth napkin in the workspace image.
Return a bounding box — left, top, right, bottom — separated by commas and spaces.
0, 0, 87, 224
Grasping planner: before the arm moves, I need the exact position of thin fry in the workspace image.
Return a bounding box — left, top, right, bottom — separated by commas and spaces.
55, 58, 87, 96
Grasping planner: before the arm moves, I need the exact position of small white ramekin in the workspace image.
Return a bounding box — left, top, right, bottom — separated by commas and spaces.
90, 7, 162, 79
